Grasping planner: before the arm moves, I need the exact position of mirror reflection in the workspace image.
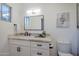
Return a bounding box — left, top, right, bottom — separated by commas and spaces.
24, 15, 44, 31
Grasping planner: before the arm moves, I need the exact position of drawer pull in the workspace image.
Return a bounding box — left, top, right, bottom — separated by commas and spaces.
49, 47, 53, 49
17, 47, 21, 52
37, 44, 42, 46
37, 52, 42, 55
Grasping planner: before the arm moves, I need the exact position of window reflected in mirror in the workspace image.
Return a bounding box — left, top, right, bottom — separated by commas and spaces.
24, 15, 44, 31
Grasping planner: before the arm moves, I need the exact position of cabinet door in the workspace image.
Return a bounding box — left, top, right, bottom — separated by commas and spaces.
9, 44, 30, 56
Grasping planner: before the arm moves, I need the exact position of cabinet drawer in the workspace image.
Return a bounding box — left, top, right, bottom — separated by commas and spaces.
31, 41, 49, 49
9, 39, 30, 46
31, 48, 49, 56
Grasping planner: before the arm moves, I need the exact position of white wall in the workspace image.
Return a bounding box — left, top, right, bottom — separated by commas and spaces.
0, 3, 22, 55
21, 3, 77, 55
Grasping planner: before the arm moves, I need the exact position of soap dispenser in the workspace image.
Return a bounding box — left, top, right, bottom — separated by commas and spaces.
14, 24, 17, 35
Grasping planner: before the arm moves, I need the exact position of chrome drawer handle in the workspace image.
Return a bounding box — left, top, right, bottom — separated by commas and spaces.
17, 47, 21, 52
37, 44, 42, 46
37, 52, 42, 55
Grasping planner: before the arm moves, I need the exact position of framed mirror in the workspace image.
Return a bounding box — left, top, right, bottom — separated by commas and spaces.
24, 15, 44, 31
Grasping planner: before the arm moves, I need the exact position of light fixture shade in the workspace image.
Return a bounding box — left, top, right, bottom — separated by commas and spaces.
26, 9, 42, 16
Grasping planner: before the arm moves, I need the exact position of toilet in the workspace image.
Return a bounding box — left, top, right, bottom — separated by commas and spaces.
57, 40, 73, 56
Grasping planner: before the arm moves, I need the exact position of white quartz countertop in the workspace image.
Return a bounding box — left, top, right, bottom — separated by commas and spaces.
8, 35, 52, 43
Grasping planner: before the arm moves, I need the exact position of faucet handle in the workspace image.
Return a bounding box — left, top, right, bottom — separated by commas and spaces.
24, 32, 28, 36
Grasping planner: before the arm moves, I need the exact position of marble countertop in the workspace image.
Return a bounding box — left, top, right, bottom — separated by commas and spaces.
8, 35, 52, 43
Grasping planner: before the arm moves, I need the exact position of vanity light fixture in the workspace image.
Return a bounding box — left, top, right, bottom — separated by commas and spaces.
26, 9, 41, 16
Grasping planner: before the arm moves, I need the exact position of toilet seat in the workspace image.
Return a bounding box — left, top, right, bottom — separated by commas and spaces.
58, 51, 73, 56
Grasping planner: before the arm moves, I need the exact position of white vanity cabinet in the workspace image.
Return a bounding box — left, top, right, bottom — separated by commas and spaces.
8, 36, 52, 56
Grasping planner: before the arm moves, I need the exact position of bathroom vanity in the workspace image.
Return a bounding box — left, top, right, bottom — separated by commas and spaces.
8, 35, 55, 56
8, 15, 57, 56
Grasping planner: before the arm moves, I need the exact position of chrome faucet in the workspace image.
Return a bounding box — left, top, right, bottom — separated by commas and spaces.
24, 32, 31, 36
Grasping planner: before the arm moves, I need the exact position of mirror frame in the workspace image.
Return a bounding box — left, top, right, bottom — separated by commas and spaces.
24, 15, 44, 31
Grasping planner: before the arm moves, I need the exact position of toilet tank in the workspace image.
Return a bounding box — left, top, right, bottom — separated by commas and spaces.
57, 41, 71, 53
